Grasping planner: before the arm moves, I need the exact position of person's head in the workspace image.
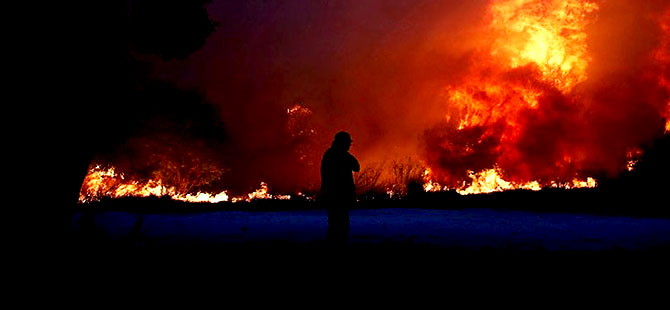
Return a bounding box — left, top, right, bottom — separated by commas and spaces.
332, 131, 353, 151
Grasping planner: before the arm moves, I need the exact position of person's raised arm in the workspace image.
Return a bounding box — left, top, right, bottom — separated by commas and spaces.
350, 154, 360, 172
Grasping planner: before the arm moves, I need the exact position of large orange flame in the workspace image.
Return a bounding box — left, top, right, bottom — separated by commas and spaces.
450, 0, 597, 129
427, 0, 601, 192
489, 0, 598, 91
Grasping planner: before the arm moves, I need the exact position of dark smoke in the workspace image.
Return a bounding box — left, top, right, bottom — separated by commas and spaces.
64, 0, 219, 205
148, 0, 490, 192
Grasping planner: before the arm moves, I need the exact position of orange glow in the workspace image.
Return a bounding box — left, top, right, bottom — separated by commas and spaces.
663, 100, 669, 135
489, 0, 597, 91
434, 0, 600, 189
625, 148, 643, 172
448, 0, 597, 127
653, 10, 670, 133
653, 10, 670, 85
652, 9, 670, 134
286, 104, 315, 137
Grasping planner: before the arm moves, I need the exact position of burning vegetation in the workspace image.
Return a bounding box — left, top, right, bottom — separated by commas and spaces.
79, 0, 669, 204
423, 0, 668, 191
426, 0, 601, 188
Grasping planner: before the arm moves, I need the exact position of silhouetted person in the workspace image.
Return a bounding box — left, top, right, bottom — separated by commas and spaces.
321, 131, 360, 247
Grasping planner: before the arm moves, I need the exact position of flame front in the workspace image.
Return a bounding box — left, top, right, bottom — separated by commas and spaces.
421, 166, 594, 195
79, 165, 292, 204
457, 168, 542, 195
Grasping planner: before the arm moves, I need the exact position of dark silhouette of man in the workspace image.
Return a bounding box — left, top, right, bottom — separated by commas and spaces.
321, 131, 360, 247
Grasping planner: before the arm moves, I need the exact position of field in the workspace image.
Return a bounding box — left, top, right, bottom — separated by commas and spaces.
71, 188, 670, 262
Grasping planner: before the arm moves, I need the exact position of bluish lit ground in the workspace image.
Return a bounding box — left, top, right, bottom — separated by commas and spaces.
71, 208, 670, 251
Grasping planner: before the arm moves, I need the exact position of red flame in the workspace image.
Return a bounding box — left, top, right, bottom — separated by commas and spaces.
423, 0, 669, 192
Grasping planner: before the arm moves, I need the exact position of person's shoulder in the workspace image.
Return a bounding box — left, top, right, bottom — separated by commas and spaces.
322, 147, 335, 159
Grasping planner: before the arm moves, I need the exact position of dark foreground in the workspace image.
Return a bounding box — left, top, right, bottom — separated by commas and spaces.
70, 199, 670, 284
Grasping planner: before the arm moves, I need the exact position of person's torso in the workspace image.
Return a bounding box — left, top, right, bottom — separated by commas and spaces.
321, 149, 356, 198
